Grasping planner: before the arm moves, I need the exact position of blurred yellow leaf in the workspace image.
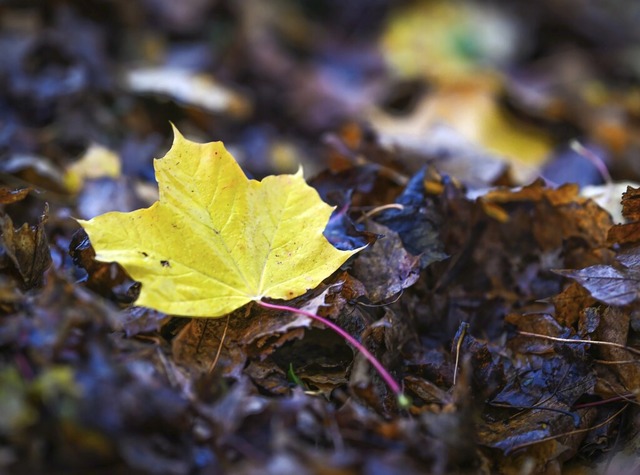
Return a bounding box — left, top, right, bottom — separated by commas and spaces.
382, 0, 519, 82
378, 0, 552, 173
64, 144, 121, 193
78, 127, 358, 317
371, 81, 554, 174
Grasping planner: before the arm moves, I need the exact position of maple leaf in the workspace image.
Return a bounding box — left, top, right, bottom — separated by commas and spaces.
78, 127, 360, 317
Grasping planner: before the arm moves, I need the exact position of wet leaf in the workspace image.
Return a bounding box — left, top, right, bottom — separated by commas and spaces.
352, 221, 421, 302
0, 206, 51, 289
556, 265, 640, 306
376, 168, 448, 268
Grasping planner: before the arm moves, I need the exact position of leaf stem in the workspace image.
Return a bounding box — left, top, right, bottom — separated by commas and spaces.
256, 300, 409, 407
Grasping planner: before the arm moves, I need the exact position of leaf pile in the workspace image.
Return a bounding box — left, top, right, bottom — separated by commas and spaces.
2, 1, 640, 474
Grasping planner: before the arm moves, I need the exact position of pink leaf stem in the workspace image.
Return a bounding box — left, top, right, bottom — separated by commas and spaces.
256, 300, 406, 403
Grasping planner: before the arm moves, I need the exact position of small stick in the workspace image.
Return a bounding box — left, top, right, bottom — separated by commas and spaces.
573, 394, 638, 409
516, 331, 640, 357
355, 204, 405, 223
208, 312, 232, 374
452, 322, 468, 387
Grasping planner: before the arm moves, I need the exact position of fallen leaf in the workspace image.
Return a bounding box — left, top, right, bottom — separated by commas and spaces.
0, 187, 31, 205
119, 307, 170, 338
124, 67, 251, 118
620, 186, 640, 222
556, 265, 640, 306
370, 82, 554, 180
79, 127, 360, 317
381, 0, 520, 81
593, 306, 640, 394
608, 186, 640, 245
1, 154, 68, 195
69, 229, 139, 304
580, 182, 640, 224
376, 168, 448, 268
64, 144, 122, 193
551, 282, 597, 329
0, 206, 52, 289
352, 221, 421, 302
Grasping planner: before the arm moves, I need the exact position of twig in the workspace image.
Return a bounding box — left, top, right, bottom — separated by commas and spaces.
594, 359, 640, 365
356, 290, 404, 308
516, 331, 640, 356
573, 394, 638, 409
208, 311, 232, 374
355, 204, 404, 223
452, 322, 468, 387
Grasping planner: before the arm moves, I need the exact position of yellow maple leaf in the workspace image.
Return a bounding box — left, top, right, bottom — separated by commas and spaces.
78, 127, 360, 317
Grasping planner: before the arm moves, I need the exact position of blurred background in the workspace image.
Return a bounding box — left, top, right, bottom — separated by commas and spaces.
3, 0, 640, 216
2, 3, 640, 472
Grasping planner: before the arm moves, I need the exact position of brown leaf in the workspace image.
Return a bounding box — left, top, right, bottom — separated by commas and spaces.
0, 187, 31, 205
172, 301, 317, 379
69, 229, 138, 303
483, 180, 580, 206
608, 221, 640, 246
556, 265, 640, 306
621, 186, 640, 222
608, 186, 640, 245
593, 306, 640, 393
478, 405, 594, 457
172, 314, 247, 378
551, 282, 597, 329
0, 206, 51, 289
352, 221, 421, 302
119, 307, 170, 337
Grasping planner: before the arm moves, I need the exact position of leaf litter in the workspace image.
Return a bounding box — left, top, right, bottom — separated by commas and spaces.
2, 1, 640, 474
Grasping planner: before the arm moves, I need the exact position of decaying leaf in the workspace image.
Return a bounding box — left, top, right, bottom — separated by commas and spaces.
352, 221, 421, 302
593, 306, 640, 394
376, 168, 448, 268
0, 187, 31, 205
556, 265, 640, 306
581, 182, 640, 224
69, 229, 139, 304
608, 186, 640, 245
561, 186, 640, 306
78, 127, 360, 317
0, 206, 52, 289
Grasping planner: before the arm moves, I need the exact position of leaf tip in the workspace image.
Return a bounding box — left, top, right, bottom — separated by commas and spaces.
168, 122, 184, 144
74, 217, 90, 229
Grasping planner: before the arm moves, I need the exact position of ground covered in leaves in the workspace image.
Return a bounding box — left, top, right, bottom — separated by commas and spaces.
2, 1, 640, 474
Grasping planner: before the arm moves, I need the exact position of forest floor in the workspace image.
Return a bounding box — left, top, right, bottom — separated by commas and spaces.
1, 1, 640, 474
